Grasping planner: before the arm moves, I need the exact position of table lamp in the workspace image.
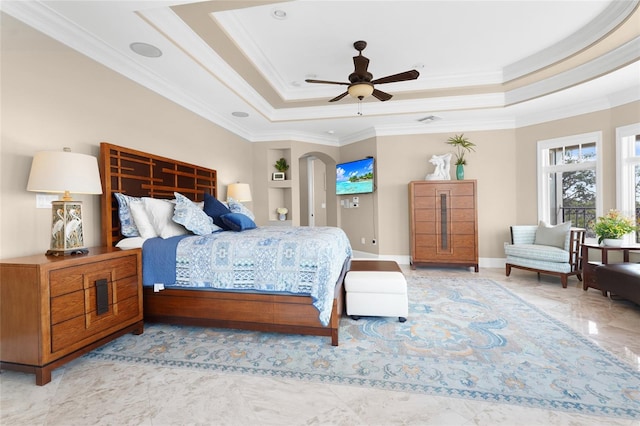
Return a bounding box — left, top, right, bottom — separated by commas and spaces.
26, 148, 103, 255
227, 183, 252, 202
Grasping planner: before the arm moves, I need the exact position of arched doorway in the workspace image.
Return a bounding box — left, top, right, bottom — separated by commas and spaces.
298, 152, 337, 227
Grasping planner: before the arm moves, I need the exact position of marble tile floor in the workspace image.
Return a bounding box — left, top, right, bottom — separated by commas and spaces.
1, 266, 639, 426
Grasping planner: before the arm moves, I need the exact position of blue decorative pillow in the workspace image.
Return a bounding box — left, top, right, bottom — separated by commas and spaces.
114, 193, 141, 237
203, 192, 232, 230
220, 213, 257, 232
227, 197, 255, 220
173, 192, 221, 235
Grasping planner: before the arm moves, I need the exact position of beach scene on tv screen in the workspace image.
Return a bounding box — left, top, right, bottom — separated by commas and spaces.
336, 158, 374, 195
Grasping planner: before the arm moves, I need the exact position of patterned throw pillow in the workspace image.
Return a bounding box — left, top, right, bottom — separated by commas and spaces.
227, 197, 255, 220
173, 192, 221, 235
114, 193, 141, 237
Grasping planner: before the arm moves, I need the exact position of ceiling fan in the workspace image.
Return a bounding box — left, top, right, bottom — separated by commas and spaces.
305, 40, 420, 102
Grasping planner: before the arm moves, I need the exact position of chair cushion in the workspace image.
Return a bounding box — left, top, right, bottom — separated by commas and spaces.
504, 243, 570, 263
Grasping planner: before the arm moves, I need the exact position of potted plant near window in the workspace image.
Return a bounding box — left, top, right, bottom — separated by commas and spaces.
273, 158, 289, 180
446, 134, 476, 180
591, 209, 637, 246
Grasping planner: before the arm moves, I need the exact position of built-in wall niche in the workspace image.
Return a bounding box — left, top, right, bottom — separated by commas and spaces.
268, 148, 291, 181
268, 186, 292, 223
266, 147, 294, 225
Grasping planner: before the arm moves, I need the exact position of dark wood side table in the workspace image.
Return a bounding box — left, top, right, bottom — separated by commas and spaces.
582, 243, 640, 295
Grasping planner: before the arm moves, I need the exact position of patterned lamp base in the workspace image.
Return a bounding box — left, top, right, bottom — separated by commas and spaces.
47, 200, 88, 256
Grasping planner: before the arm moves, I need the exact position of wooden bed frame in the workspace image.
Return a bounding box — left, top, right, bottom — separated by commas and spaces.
99, 142, 346, 345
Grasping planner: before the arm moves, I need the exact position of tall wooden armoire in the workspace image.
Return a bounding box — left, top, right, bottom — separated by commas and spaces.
408, 180, 478, 271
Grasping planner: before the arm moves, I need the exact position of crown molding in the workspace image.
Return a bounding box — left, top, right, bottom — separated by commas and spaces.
1, 1, 256, 143
506, 37, 640, 106
503, 0, 639, 82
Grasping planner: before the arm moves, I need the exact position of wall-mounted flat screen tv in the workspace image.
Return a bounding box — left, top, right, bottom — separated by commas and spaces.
336, 157, 375, 195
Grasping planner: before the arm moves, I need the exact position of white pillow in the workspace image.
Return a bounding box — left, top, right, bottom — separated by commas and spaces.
129, 200, 158, 239
115, 237, 147, 249
142, 197, 188, 239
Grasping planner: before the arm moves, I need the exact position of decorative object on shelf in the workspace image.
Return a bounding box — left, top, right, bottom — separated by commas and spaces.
227, 183, 252, 202
591, 209, 637, 245
273, 157, 289, 180
446, 134, 476, 180
424, 153, 452, 181
276, 207, 288, 221
26, 147, 103, 255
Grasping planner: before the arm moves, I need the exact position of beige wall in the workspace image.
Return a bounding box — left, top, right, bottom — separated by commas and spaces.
376, 130, 517, 260
514, 102, 640, 224
0, 15, 252, 259
337, 138, 378, 254
2, 15, 639, 265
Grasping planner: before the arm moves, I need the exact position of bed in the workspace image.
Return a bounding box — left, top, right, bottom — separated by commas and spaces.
99, 142, 351, 345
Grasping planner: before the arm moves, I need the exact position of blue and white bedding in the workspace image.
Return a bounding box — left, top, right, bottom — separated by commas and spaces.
142, 226, 352, 326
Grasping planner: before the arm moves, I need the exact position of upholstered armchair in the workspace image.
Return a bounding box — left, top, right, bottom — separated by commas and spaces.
504, 222, 586, 288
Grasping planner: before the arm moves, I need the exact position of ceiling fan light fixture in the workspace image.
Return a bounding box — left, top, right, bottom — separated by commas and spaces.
348, 83, 374, 100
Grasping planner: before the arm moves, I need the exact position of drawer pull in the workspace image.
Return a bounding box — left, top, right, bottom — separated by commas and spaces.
96, 279, 109, 315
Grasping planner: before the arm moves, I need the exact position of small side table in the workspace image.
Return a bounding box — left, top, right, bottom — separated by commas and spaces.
582, 243, 640, 294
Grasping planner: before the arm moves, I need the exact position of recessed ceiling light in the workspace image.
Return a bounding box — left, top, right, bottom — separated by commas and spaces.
272, 9, 287, 20
327, 130, 335, 135
232, 111, 249, 118
129, 42, 162, 58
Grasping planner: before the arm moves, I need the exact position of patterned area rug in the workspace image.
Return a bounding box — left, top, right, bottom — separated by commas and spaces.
86, 277, 639, 419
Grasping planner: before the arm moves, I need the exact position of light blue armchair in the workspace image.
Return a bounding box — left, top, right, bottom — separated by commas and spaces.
504, 224, 586, 288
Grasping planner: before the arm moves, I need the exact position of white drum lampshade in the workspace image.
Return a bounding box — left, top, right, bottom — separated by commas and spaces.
227, 183, 252, 202
27, 148, 103, 255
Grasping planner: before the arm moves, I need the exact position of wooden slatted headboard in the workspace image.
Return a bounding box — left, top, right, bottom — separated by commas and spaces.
99, 142, 217, 247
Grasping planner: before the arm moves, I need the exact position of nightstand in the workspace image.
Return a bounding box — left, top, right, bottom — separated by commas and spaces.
0, 247, 144, 385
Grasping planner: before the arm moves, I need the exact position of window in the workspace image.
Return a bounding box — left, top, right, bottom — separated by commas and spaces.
616, 123, 640, 243
537, 132, 602, 236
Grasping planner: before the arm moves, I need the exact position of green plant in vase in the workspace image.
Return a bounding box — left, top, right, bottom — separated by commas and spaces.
591, 209, 636, 245
446, 134, 476, 180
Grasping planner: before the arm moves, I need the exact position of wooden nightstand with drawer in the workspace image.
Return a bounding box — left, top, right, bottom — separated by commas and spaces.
0, 247, 143, 385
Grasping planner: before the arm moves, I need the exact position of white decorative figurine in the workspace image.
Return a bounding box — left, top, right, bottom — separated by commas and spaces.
425, 153, 452, 180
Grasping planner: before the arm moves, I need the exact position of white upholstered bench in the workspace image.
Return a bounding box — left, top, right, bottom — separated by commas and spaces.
345, 260, 408, 322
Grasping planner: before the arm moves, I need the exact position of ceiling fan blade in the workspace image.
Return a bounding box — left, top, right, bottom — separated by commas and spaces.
371, 69, 420, 85
372, 89, 393, 102
329, 91, 349, 102
305, 79, 350, 86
